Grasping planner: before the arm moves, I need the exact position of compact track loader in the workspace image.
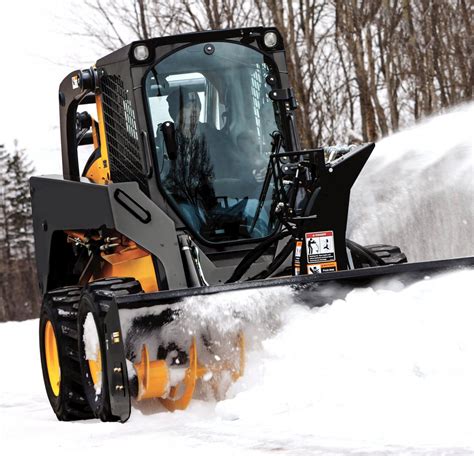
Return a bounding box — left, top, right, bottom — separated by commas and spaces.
31, 27, 474, 422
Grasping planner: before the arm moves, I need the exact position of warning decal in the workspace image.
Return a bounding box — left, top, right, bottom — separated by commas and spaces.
294, 241, 302, 264
305, 231, 336, 264
293, 241, 303, 276
307, 262, 338, 274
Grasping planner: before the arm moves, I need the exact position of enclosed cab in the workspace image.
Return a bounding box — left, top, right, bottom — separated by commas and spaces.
32, 27, 302, 296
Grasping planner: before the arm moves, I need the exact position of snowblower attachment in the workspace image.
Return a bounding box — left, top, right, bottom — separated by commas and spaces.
30, 27, 474, 422
77, 256, 473, 422
74, 278, 247, 421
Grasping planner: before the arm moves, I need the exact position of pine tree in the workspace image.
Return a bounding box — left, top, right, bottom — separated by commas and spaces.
6, 140, 35, 261
0, 144, 11, 263
0, 144, 10, 321
0, 141, 40, 321
4, 141, 39, 320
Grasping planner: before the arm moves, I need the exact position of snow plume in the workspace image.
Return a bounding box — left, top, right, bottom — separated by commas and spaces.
349, 102, 474, 262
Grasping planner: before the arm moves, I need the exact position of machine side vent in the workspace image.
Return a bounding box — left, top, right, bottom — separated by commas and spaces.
100, 74, 147, 192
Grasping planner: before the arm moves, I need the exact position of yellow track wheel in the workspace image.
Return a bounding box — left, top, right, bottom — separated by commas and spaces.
88, 351, 102, 390
44, 320, 61, 396
40, 287, 94, 421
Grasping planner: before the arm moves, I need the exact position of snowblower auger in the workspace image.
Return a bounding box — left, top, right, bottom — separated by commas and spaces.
75, 278, 246, 421
31, 27, 474, 422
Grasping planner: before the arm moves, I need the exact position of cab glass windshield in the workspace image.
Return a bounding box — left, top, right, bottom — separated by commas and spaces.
145, 42, 280, 243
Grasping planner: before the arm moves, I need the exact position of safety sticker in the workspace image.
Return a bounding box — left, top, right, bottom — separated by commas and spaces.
305, 231, 336, 264
307, 262, 338, 274
71, 74, 80, 90
294, 241, 302, 264
293, 240, 303, 275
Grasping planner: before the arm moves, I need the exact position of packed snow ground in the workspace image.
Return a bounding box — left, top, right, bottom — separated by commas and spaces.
1, 270, 473, 455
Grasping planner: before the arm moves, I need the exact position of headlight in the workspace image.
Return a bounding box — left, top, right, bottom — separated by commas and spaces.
133, 44, 150, 61
263, 31, 278, 49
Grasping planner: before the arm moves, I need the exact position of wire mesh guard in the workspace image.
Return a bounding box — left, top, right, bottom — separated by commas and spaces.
100, 74, 147, 191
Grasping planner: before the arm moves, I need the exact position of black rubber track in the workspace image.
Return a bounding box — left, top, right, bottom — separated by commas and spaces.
365, 244, 408, 265
77, 277, 142, 422
39, 286, 94, 421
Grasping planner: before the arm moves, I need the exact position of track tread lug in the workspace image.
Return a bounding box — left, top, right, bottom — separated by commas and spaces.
364, 243, 408, 265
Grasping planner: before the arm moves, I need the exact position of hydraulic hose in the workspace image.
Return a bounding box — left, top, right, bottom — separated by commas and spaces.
248, 237, 295, 281
226, 230, 290, 283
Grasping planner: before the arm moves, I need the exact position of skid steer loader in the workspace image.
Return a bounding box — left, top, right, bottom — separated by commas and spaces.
31, 27, 474, 422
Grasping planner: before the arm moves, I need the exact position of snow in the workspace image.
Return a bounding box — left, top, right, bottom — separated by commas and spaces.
1, 270, 473, 455
169, 367, 187, 386
349, 102, 474, 262
83, 312, 102, 395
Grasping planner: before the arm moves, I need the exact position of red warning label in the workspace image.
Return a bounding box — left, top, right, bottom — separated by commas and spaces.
305, 231, 336, 264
